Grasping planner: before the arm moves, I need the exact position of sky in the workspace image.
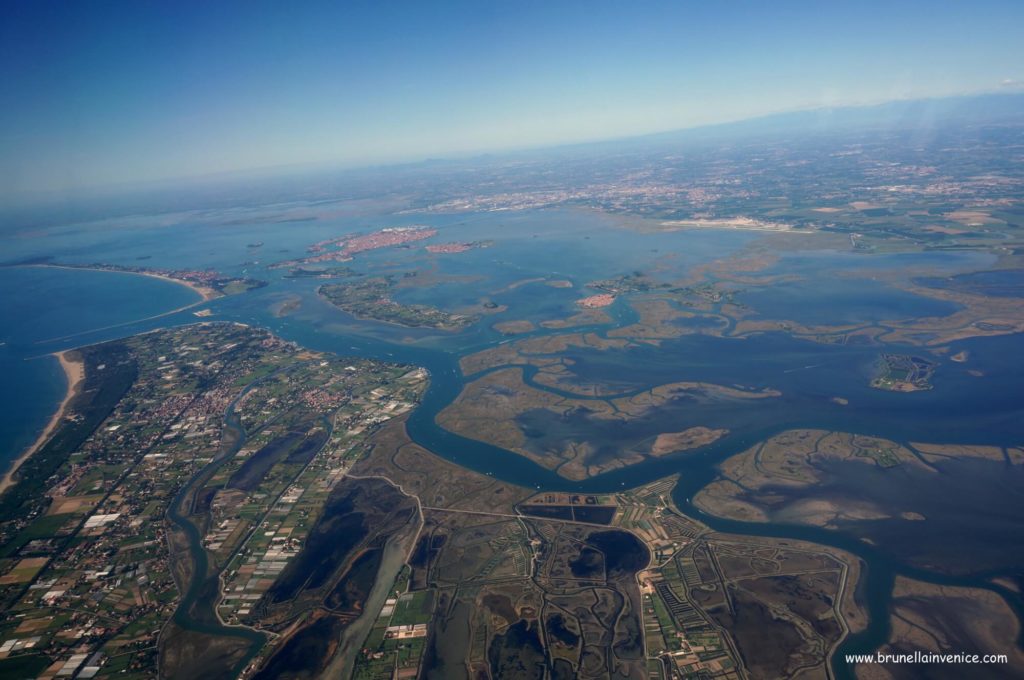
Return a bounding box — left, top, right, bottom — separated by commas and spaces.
2, 0, 1023, 201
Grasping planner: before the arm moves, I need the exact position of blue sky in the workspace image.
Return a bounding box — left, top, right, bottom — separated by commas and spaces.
2, 0, 1023, 200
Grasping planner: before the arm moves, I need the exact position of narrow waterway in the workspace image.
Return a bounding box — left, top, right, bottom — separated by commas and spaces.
165, 375, 272, 676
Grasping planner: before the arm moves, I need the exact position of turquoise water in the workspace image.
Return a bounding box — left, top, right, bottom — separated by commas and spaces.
2, 207, 1022, 677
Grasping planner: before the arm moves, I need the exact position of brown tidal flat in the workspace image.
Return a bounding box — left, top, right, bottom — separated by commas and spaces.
493, 319, 536, 335
650, 427, 728, 456
875, 280, 1024, 346
539, 306, 613, 329
459, 331, 630, 376
695, 429, 1024, 544
908, 442, 1013, 464
855, 577, 1024, 680
437, 367, 775, 480
607, 298, 731, 342
693, 430, 930, 527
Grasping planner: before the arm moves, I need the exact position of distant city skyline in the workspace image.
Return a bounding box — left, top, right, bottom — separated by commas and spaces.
2, 0, 1023, 201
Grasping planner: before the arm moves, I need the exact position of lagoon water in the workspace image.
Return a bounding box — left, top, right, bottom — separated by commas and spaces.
737, 276, 962, 324
1, 207, 1022, 677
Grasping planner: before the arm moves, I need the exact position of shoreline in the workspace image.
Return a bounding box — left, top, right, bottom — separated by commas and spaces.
132, 270, 219, 302
20, 263, 219, 302
0, 350, 85, 495
15, 264, 218, 345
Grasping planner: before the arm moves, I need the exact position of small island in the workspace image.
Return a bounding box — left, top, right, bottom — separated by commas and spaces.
870, 353, 937, 392
283, 265, 360, 279
577, 293, 615, 308
280, 226, 438, 266
588, 271, 669, 294
319, 276, 476, 330
424, 240, 493, 254
493, 319, 536, 335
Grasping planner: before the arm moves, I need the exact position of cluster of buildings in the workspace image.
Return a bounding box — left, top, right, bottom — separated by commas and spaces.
0, 325, 326, 677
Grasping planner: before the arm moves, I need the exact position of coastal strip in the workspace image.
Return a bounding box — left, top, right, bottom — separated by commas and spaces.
22, 263, 219, 302
128, 269, 218, 301
0, 350, 85, 495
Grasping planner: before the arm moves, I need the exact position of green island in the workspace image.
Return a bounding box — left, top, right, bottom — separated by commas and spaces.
318, 276, 477, 330
283, 265, 361, 279
588, 272, 671, 294
870, 353, 937, 392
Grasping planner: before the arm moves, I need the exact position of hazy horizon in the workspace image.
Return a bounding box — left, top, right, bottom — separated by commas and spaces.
3, 0, 1024, 202
3, 90, 1023, 217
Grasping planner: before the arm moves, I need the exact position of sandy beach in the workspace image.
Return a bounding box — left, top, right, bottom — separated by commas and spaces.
133, 270, 219, 301
0, 350, 85, 495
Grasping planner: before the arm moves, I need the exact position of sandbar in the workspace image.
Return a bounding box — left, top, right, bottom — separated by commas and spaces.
24, 263, 218, 302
